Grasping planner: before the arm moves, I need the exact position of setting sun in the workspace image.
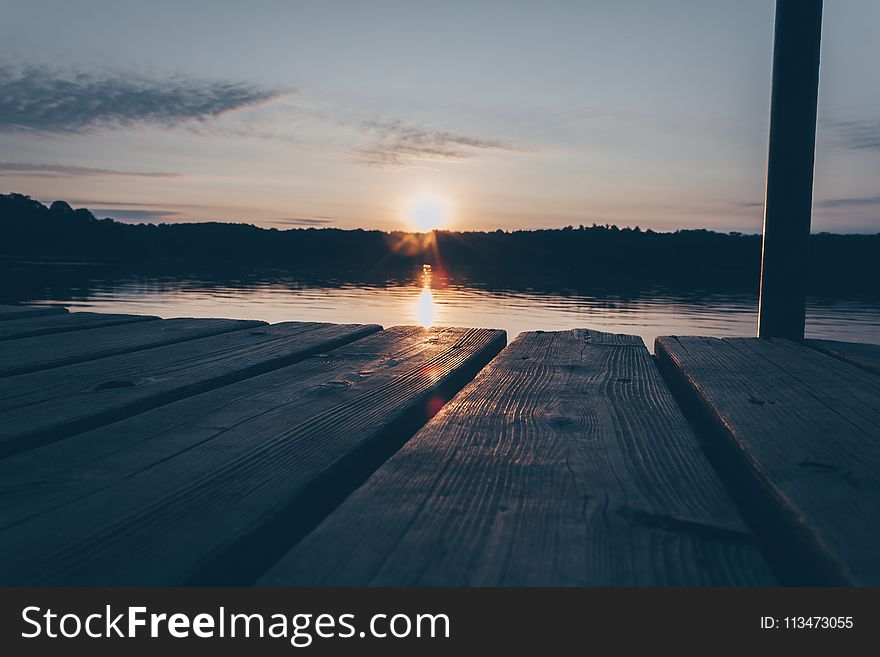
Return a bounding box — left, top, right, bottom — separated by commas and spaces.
404, 195, 451, 232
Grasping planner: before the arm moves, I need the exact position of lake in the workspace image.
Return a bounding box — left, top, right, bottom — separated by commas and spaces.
2, 260, 878, 351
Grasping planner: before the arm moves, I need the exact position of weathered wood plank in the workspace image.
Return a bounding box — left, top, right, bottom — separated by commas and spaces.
260, 329, 775, 586
0, 317, 260, 377
0, 326, 505, 585
0, 311, 159, 341
655, 335, 880, 585
806, 338, 880, 377
0, 321, 380, 458
0, 304, 67, 321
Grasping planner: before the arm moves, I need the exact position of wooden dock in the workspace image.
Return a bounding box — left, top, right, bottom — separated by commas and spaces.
0, 304, 877, 586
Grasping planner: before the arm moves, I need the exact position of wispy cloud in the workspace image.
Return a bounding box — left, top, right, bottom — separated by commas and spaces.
64, 198, 180, 208
816, 195, 880, 209
0, 66, 520, 172
91, 208, 181, 222
354, 120, 517, 169
826, 119, 880, 152
0, 65, 288, 133
271, 216, 336, 226
735, 196, 880, 211
0, 161, 180, 178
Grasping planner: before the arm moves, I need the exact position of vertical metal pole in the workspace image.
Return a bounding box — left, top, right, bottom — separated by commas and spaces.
757, 0, 823, 339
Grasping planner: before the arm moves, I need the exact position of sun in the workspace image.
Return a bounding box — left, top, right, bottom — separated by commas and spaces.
404, 194, 451, 232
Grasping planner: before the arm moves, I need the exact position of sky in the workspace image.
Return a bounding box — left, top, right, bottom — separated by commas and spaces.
0, 0, 878, 233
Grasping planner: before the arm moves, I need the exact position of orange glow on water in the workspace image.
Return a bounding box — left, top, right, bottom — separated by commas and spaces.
415, 264, 436, 327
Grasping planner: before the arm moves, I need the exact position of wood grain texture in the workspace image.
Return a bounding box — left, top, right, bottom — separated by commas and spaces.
655, 335, 880, 585
260, 329, 774, 586
0, 325, 505, 585
0, 316, 259, 376
806, 338, 880, 377
0, 304, 67, 321
0, 321, 380, 458
0, 311, 159, 341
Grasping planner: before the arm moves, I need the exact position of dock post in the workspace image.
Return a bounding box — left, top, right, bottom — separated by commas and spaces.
757, 0, 823, 339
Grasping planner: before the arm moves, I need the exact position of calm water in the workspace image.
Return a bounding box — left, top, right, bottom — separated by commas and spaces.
4, 261, 879, 350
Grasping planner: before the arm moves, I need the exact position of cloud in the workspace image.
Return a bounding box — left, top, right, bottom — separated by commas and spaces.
816, 195, 880, 209
0, 65, 287, 133
0, 66, 516, 169
64, 198, 177, 207
269, 217, 336, 227
90, 208, 181, 223
827, 120, 880, 151
355, 120, 516, 168
0, 66, 520, 173
736, 196, 880, 211
0, 161, 180, 178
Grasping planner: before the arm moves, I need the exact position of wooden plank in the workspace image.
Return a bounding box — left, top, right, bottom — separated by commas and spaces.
0, 316, 261, 377
0, 321, 380, 458
655, 335, 880, 585
0, 311, 159, 341
806, 338, 880, 377
0, 304, 67, 321
0, 326, 505, 585
260, 329, 775, 586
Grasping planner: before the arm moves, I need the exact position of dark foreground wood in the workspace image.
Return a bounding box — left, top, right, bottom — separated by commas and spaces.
805, 338, 880, 376
656, 336, 880, 585
260, 330, 774, 586
0, 326, 504, 584
0, 311, 157, 341
0, 303, 67, 321
0, 316, 259, 376
0, 306, 876, 586
0, 321, 379, 457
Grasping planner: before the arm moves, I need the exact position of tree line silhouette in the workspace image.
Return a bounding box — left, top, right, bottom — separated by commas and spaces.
1, 193, 876, 293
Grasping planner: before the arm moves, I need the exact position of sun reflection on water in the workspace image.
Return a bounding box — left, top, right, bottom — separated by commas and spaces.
20, 261, 880, 353
415, 264, 436, 327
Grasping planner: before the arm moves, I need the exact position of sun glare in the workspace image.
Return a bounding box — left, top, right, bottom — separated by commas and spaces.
405, 195, 451, 232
